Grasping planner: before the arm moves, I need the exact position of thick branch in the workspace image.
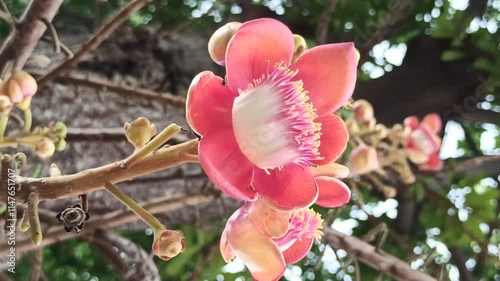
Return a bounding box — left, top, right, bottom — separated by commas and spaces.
323, 227, 436, 281
37, 0, 151, 87
0, 0, 63, 71
0, 139, 199, 202
0, 193, 215, 255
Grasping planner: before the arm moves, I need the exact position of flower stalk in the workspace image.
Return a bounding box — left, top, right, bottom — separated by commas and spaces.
123, 123, 182, 169
104, 182, 164, 231
0, 114, 8, 141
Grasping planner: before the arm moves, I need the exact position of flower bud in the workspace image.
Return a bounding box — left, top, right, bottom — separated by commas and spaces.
54, 138, 67, 151
208, 22, 242, 66
382, 186, 397, 198
124, 117, 157, 148
345, 118, 360, 134
0, 95, 13, 115
49, 163, 62, 177
153, 228, 186, 261
348, 145, 379, 176
374, 124, 387, 139
352, 99, 374, 123
35, 137, 56, 159
54, 121, 68, 139
7, 71, 38, 103
292, 34, 308, 63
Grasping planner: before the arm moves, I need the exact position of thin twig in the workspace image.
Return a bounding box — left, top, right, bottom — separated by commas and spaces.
323, 226, 437, 281
33, 72, 186, 107
40, 18, 61, 54
37, 0, 151, 87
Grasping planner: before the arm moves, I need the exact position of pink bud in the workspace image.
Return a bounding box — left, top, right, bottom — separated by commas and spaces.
7, 71, 38, 103
348, 145, 379, 175
352, 99, 374, 123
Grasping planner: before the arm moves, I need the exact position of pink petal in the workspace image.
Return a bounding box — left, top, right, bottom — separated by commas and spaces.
225, 208, 286, 281
421, 113, 442, 134
411, 127, 438, 155
419, 153, 444, 171
404, 116, 420, 130
315, 176, 351, 208
282, 237, 314, 265
310, 163, 350, 178
220, 229, 235, 263
253, 165, 318, 210
314, 114, 349, 165
225, 18, 294, 93
186, 71, 237, 135
292, 43, 357, 116
199, 128, 257, 201
248, 198, 292, 238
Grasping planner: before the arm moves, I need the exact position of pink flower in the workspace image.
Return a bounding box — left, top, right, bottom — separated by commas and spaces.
187, 18, 357, 210
403, 113, 443, 171
220, 198, 323, 281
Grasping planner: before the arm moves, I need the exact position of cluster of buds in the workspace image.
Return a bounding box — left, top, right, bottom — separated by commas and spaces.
28, 121, 67, 159
345, 99, 444, 198
0, 71, 37, 115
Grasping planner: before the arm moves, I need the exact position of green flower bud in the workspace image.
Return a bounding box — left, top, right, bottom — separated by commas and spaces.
292, 34, 308, 63
54, 139, 67, 151
124, 117, 157, 148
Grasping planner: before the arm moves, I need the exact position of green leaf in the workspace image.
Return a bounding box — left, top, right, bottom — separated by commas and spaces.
441, 50, 465, 62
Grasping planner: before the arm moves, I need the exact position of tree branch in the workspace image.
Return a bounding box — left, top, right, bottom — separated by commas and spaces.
0, 193, 215, 255
358, 0, 413, 65
37, 0, 151, 87
323, 227, 436, 281
0, 139, 199, 202
44, 73, 186, 107
0, 0, 64, 71
316, 0, 340, 44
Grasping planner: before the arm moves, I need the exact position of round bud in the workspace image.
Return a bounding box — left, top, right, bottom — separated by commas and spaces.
208, 22, 242, 66
153, 228, 186, 261
292, 34, 308, 63
35, 138, 56, 159
352, 99, 374, 123
348, 145, 379, 176
7, 71, 38, 103
124, 117, 157, 148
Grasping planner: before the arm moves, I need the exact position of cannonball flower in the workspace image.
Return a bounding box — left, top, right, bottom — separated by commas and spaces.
220, 198, 324, 281
403, 113, 443, 171
187, 18, 357, 210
